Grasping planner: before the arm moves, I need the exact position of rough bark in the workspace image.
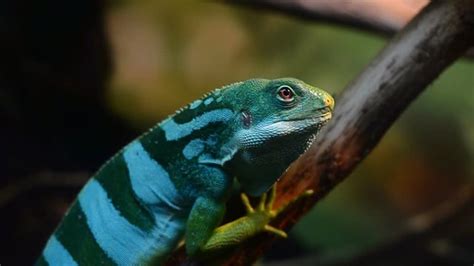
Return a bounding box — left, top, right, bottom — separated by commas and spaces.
259, 185, 473, 266
167, 0, 474, 264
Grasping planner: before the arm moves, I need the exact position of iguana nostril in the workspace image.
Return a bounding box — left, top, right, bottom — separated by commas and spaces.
325, 95, 335, 110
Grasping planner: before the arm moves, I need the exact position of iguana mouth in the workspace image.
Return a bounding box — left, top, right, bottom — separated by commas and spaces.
287, 112, 332, 124
317, 112, 332, 125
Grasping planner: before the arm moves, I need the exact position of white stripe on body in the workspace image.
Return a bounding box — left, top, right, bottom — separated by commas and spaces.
78, 179, 185, 265
124, 140, 182, 211
182, 139, 205, 160
203, 97, 214, 105
161, 109, 234, 141
182, 135, 219, 160
43, 235, 78, 266
189, 99, 203, 110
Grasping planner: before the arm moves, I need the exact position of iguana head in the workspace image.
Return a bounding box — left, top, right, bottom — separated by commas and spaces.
222, 78, 334, 196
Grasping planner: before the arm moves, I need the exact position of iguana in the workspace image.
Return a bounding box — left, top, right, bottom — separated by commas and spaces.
38, 78, 334, 265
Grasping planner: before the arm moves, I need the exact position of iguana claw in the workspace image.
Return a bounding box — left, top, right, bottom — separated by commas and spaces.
240, 184, 314, 238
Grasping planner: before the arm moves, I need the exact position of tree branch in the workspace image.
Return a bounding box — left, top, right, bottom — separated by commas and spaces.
167, 0, 474, 264
226, 0, 474, 59
229, 0, 428, 35
259, 185, 473, 266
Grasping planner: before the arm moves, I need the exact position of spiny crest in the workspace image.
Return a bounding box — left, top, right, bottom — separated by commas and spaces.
143, 81, 242, 135
190, 80, 244, 108
161, 81, 243, 119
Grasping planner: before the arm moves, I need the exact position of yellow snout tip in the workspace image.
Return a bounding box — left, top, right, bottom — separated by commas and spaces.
324, 94, 335, 111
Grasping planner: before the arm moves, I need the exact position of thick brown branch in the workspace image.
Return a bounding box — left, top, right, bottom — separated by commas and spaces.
167, 0, 474, 264
250, 185, 473, 265
226, 0, 474, 59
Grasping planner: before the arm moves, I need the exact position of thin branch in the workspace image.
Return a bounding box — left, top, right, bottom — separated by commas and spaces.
167, 0, 474, 264
226, 0, 474, 59
229, 0, 428, 35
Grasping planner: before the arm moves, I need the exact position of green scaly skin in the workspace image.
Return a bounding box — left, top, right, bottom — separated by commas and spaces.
38, 78, 334, 265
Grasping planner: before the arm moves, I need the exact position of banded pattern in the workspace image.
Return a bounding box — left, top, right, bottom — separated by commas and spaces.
161, 108, 233, 141
39, 140, 190, 265
39, 105, 234, 265
42, 236, 78, 266
39, 78, 334, 265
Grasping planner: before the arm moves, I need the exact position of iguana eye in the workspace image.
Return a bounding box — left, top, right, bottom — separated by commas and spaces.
277, 85, 295, 102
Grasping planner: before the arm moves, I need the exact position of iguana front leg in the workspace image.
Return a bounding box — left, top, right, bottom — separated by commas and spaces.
197, 184, 314, 255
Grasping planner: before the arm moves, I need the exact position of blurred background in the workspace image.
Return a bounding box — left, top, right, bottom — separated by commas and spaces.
0, 1, 472, 265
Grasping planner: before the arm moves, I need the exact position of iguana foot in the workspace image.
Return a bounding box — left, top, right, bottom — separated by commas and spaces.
198, 184, 314, 254
240, 184, 314, 238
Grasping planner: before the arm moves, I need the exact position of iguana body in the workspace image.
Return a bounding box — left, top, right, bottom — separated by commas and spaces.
38, 78, 334, 265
